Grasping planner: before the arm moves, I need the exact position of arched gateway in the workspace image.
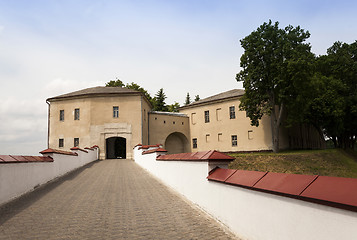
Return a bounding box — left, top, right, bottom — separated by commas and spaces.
106, 137, 126, 159
164, 132, 189, 154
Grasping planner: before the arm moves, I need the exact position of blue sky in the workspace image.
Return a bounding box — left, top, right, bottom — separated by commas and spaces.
1, 0, 356, 155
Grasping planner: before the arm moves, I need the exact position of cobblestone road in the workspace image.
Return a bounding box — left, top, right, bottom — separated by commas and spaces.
0, 159, 238, 239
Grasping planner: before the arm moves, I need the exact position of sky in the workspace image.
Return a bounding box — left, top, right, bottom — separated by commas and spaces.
1, 0, 356, 155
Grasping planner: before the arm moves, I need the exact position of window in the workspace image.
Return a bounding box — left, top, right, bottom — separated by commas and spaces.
59, 139, 64, 148
204, 110, 210, 123
248, 130, 253, 140
113, 106, 119, 118
74, 138, 79, 147
229, 106, 236, 119
74, 108, 80, 120
192, 138, 197, 148
59, 110, 64, 121
216, 108, 222, 121
173, 121, 175, 124
231, 135, 238, 147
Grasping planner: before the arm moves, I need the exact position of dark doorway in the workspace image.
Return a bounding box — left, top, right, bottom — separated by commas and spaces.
106, 137, 126, 159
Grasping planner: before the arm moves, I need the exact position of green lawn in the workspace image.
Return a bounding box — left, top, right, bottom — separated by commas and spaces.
228, 149, 357, 178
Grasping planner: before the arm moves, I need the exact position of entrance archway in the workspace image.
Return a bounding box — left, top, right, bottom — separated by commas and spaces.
106, 137, 126, 159
164, 132, 189, 154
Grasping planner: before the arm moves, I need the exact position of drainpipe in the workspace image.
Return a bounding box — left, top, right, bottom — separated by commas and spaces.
46, 100, 50, 149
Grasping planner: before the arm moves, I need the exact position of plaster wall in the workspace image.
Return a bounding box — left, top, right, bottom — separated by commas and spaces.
148, 113, 190, 146
134, 148, 357, 240
49, 94, 149, 159
179, 98, 273, 152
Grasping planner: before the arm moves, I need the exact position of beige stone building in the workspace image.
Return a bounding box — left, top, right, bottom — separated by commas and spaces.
47, 87, 324, 159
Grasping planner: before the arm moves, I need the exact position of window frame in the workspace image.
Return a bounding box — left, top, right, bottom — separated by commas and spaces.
229, 106, 236, 119
59, 138, 64, 148
231, 135, 238, 147
74, 138, 79, 147
204, 110, 210, 123
113, 106, 119, 118
74, 108, 80, 120
59, 110, 64, 121
192, 138, 197, 149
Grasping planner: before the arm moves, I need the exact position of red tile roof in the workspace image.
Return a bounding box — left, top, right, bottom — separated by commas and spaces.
0, 155, 53, 163
40, 148, 77, 156
156, 150, 235, 161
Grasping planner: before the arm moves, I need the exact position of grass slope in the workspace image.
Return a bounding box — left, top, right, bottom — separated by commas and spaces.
228, 149, 357, 178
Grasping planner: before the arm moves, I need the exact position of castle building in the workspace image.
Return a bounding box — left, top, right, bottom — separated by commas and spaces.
46, 86, 324, 160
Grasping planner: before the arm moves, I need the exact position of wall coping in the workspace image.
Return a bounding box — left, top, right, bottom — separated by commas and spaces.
70, 147, 88, 153
40, 148, 78, 156
156, 150, 235, 162
208, 167, 357, 212
0, 155, 53, 164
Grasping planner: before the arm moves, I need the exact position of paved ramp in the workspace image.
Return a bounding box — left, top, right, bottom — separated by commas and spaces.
0, 159, 237, 239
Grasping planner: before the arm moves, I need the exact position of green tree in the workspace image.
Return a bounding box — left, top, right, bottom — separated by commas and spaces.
125, 82, 153, 103
236, 20, 314, 152
105, 79, 154, 106
194, 95, 200, 101
153, 88, 168, 111
185, 93, 191, 105
313, 41, 357, 149
105, 78, 124, 87
167, 102, 180, 112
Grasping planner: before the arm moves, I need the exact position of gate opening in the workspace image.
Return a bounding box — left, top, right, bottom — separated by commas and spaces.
106, 137, 126, 159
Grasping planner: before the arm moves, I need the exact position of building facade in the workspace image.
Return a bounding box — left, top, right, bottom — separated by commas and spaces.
47, 87, 324, 159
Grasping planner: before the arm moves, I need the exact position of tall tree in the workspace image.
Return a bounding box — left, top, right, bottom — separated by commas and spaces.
153, 88, 168, 111
313, 41, 357, 149
236, 20, 314, 152
185, 93, 191, 105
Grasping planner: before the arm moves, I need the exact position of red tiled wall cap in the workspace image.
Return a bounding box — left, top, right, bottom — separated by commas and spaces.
70, 147, 88, 153
157, 150, 235, 161
142, 148, 168, 155
0, 155, 53, 163
207, 168, 357, 212
40, 148, 77, 156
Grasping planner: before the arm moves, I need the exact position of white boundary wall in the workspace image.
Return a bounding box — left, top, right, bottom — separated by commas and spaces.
0, 148, 98, 206
134, 147, 357, 240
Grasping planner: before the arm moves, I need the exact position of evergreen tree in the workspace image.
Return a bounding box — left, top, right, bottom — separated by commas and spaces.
185, 93, 191, 105
194, 95, 200, 101
153, 88, 168, 111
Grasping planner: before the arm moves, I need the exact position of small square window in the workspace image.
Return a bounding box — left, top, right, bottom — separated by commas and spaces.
204, 110, 210, 123
192, 138, 197, 149
74, 138, 79, 147
74, 108, 80, 120
59, 139, 64, 148
59, 110, 64, 121
229, 106, 236, 119
231, 135, 237, 147
173, 121, 175, 124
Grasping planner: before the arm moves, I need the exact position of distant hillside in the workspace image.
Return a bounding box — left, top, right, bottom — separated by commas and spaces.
228, 149, 357, 178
